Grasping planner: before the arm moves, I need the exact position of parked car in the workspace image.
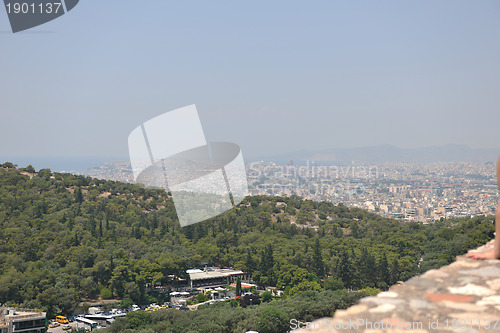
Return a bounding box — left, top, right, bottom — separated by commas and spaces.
48, 322, 60, 328
62, 324, 71, 330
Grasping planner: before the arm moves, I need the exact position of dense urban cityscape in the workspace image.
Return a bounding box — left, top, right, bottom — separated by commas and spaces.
86, 159, 498, 223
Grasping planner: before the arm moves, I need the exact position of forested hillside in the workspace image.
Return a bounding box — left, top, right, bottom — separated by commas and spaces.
0, 163, 494, 322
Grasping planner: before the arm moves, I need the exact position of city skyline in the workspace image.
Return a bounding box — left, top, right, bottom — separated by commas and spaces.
85, 158, 498, 223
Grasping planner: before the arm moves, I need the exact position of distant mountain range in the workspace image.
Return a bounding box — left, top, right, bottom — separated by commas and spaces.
255, 144, 499, 164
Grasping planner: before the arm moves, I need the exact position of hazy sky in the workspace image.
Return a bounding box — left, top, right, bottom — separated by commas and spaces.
1, 0, 500, 165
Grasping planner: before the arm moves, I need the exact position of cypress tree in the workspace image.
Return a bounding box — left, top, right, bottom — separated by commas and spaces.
89, 215, 96, 237
312, 238, 324, 277
245, 251, 255, 274
260, 244, 274, 276
377, 253, 390, 287
236, 278, 242, 296
390, 259, 400, 285
75, 187, 83, 203
338, 250, 355, 289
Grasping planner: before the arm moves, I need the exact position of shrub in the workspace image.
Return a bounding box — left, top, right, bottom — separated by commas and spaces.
100, 288, 112, 300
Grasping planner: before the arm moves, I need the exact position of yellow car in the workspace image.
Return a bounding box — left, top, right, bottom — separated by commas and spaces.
62, 324, 71, 330
48, 322, 60, 328
159, 304, 168, 309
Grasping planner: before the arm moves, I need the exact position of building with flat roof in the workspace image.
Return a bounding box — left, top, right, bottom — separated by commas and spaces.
0, 308, 46, 333
186, 267, 250, 289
